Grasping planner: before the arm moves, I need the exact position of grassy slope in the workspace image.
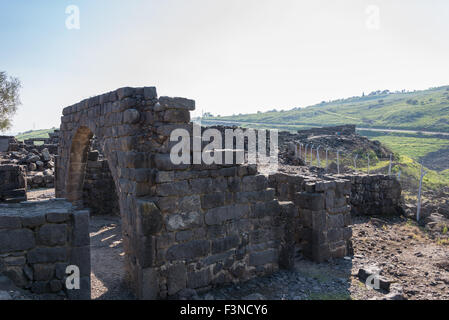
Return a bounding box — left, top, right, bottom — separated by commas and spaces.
15, 128, 56, 142
206, 85, 449, 132
358, 130, 449, 160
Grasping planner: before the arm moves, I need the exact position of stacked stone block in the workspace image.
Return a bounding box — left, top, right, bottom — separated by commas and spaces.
269, 173, 352, 262
0, 199, 90, 299
55, 87, 294, 299
141, 166, 292, 299
82, 151, 119, 216
338, 174, 402, 216
0, 164, 27, 203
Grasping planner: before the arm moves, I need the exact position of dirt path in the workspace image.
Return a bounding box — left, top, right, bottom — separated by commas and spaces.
90, 216, 135, 300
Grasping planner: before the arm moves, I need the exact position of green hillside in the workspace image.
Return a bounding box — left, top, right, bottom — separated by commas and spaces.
15, 128, 57, 142
205, 85, 449, 132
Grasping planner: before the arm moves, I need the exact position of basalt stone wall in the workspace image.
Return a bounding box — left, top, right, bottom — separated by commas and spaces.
143, 166, 295, 299
0, 136, 15, 152
268, 173, 352, 262
0, 164, 27, 203
56, 86, 295, 299
0, 199, 90, 299
338, 174, 403, 216
82, 152, 119, 216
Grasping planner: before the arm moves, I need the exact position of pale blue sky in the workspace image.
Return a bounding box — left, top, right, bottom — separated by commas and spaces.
1, 0, 448, 134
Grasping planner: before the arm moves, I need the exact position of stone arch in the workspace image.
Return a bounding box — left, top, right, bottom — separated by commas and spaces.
66, 126, 94, 204
56, 86, 293, 301
56, 87, 167, 299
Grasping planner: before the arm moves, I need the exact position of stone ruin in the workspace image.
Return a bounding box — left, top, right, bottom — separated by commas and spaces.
0, 164, 27, 203
0, 86, 403, 300
0, 200, 90, 299
0, 132, 59, 192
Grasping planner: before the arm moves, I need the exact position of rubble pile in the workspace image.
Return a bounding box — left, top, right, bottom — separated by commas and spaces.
0, 131, 60, 190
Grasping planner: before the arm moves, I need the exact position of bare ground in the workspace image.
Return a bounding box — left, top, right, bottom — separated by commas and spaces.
89, 216, 135, 300
198, 215, 449, 300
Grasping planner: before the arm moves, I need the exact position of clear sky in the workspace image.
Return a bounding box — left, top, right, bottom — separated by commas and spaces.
1, 0, 448, 134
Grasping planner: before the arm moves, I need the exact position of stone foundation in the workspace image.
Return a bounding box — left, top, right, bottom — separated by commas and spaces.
268, 173, 352, 262
53, 87, 303, 299
0, 199, 90, 299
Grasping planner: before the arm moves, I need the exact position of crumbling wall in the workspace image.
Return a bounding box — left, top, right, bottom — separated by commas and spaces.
0, 164, 27, 203
339, 174, 403, 216
55, 87, 297, 299
144, 165, 295, 298
268, 173, 352, 262
0, 199, 90, 299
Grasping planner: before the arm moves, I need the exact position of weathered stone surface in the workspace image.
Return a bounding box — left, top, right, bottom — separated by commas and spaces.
212, 235, 240, 254
27, 247, 68, 264
159, 96, 195, 110
21, 214, 46, 228
205, 204, 250, 225
137, 200, 163, 236
33, 264, 55, 281
73, 210, 89, 247
187, 268, 211, 289
46, 209, 70, 223
249, 249, 278, 266
0, 229, 35, 254
37, 224, 67, 246
166, 240, 210, 261
0, 216, 21, 229
167, 263, 187, 295
165, 211, 202, 231
70, 246, 91, 277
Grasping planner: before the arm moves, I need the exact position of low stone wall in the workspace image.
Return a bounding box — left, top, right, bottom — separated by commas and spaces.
82, 152, 119, 216
338, 174, 403, 216
140, 165, 294, 299
0, 164, 27, 203
0, 199, 90, 299
0, 136, 15, 152
268, 173, 352, 262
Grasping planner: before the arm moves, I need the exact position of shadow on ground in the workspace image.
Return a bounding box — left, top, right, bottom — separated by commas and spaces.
90, 215, 135, 300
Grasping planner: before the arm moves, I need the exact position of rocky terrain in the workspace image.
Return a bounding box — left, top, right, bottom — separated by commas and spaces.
0, 132, 59, 189
193, 215, 449, 301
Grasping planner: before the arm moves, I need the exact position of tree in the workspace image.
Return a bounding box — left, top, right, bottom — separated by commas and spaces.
0, 71, 21, 131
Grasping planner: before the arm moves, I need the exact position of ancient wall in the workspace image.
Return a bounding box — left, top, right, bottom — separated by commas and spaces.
82, 151, 119, 216
0, 199, 90, 299
0, 164, 27, 203
268, 173, 352, 262
339, 174, 403, 216
146, 166, 296, 298
55, 87, 299, 299
0, 136, 15, 152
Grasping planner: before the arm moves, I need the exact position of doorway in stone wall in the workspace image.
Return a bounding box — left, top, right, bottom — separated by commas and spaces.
66, 127, 135, 299
83, 135, 135, 300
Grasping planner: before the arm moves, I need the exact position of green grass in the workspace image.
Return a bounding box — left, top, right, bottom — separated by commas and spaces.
358, 130, 449, 161
15, 128, 56, 142
204, 85, 449, 132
